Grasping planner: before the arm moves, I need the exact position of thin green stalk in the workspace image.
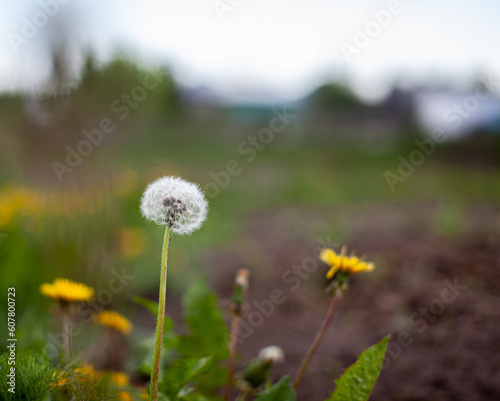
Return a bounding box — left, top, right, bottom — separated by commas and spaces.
150, 225, 172, 401
293, 293, 341, 390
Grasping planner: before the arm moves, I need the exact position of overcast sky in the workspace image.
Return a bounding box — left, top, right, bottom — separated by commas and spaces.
1, 0, 500, 101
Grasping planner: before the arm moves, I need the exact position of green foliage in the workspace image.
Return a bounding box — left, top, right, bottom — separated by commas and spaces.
241, 358, 274, 389
172, 279, 229, 394
0, 349, 56, 401
133, 294, 177, 376
254, 377, 296, 401
135, 280, 229, 399
50, 375, 116, 401
311, 82, 363, 111
159, 356, 213, 400
179, 278, 229, 359
326, 335, 390, 401
0, 351, 117, 401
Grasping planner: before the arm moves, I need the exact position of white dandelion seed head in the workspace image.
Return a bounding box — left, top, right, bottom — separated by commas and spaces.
140, 176, 208, 235
235, 269, 250, 291
258, 345, 284, 364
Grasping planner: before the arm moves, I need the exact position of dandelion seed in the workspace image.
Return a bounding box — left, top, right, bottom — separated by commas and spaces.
140, 176, 208, 235
240, 345, 285, 390
258, 345, 285, 364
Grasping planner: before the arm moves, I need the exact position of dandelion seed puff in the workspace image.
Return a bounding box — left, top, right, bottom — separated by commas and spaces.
140, 176, 208, 235
258, 345, 284, 364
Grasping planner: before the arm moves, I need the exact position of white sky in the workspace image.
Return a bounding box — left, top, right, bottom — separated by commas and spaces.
1, 0, 499, 101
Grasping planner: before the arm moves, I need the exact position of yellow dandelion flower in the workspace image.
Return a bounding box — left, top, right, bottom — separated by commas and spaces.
101, 370, 130, 387
95, 310, 132, 334
119, 391, 134, 401
74, 363, 100, 382
111, 371, 130, 387
320, 247, 374, 280
40, 278, 95, 304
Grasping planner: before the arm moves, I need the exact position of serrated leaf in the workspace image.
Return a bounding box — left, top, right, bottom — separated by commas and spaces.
159, 356, 214, 400
254, 377, 296, 401
181, 278, 229, 358
326, 335, 390, 401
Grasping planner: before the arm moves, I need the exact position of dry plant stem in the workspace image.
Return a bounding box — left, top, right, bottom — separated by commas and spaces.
225, 314, 242, 401
84, 328, 112, 362
150, 225, 171, 401
293, 293, 342, 389
61, 305, 71, 357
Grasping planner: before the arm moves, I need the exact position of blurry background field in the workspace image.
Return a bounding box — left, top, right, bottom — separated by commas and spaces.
1, 1, 500, 400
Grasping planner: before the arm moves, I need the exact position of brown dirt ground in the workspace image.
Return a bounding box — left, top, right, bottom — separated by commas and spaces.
203, 202, 500, 401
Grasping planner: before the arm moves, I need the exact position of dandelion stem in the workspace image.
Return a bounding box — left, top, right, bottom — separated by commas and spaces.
225, 269, 249, 401
61, 305, 71, 357
225, 314, 241, 401
293, 293, 342, 390
150, 225, 171, 401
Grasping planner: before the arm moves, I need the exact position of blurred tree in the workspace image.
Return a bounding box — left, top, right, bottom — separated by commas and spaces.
310, 82, 363, 111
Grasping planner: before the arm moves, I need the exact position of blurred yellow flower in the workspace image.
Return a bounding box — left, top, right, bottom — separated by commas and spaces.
72, 365, 131, 388
40, 278, 95, 304
320, 247, 374, 279
0, 182, 110, 227
74, 363, 100, 382
119, 391, 134, 401
50, 370, 69, 388
100, 370, 130, 387
119, 227, 147, 260
111, 371, 130, 387
0, 185, 39, 227
95, 310, 132, 334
